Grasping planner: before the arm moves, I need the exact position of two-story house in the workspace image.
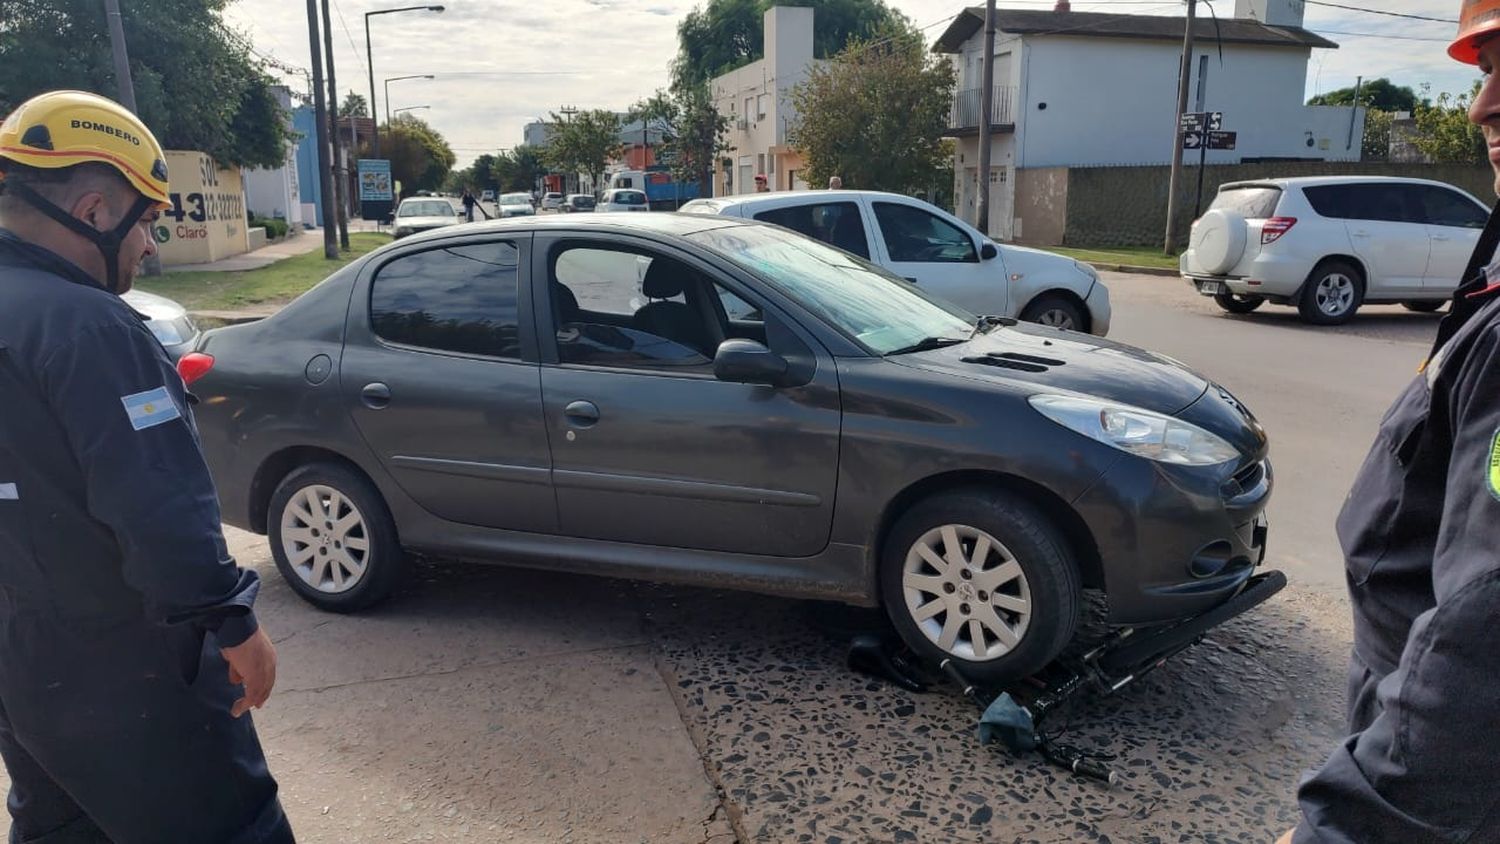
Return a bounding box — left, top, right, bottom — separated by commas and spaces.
711, 5, 820, 195
934, 0, 1362, 240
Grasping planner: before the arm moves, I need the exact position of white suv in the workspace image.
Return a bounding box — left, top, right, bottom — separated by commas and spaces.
1181, 176, 1489, 325
681, 190, 1111, 335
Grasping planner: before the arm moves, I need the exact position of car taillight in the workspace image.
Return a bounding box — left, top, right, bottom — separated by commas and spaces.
177, 352, 215, 386
1261, 217, 1297, 245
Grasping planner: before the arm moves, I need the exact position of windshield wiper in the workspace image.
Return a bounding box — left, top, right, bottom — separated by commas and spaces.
885, 336, 968, 356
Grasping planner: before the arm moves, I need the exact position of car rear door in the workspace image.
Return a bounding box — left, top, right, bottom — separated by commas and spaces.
1412, 183, 1488, 293
339, 234, 558, 533
864, 197, 1006, 315
1338, 183, 1430, 297
749, 199, 877, 261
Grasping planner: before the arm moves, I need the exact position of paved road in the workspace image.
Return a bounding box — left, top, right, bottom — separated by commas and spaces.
3, 272, 1422, 842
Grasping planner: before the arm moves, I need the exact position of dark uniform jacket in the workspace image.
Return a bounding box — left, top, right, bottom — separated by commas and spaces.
0, 228, 258, 643
1295, 259, 1500, 842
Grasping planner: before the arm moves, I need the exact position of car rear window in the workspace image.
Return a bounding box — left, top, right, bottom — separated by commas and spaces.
610, 191, 646, 205
1208, 186, 1282, 219
399, 200, 453, 217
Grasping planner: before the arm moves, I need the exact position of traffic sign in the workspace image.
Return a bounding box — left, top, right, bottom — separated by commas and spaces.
1182, 130, 1204, 150
1207, 130, 1237, 150
1207, 111, 1224, 131
1180, 112, 1205, 133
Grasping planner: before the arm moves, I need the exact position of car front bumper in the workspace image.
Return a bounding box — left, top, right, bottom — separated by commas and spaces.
1085, 280, 1112, 337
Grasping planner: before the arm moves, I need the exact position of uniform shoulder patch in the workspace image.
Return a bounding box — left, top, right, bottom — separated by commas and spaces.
1489, 429, 1500, 502
121, 386, 181, 431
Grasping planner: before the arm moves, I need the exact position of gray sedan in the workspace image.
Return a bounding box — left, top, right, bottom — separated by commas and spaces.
182, 214, 1273, 684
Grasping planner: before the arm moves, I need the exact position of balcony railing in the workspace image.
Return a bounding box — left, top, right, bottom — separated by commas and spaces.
947, 86, 1017, 133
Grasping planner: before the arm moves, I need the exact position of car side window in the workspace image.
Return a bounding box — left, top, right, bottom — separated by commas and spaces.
1417, 186, 1488, 229
370, 241, 521, 359
1338, 184, 1420, 224
551, 246, 722, 370
872, 202, 978, 263
752, 202, 871, 259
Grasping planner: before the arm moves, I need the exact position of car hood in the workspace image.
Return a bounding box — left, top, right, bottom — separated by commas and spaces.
120, 288, 185, 321
890, 323, 1208, 416
397, 215, 458, 228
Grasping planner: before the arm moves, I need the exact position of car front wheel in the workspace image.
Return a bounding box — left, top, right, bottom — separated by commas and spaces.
268, 463, 405, 612
880, 489, 1081, 685
1020, 294, 1086, 332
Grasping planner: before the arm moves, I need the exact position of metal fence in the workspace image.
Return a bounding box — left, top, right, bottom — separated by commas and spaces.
948, 86, 1017, 131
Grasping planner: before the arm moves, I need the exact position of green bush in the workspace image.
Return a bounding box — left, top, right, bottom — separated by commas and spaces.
248, 216, 290, 240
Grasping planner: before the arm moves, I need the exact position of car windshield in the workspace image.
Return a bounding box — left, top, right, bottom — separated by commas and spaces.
399, 200, 453, 217
610, 191, 646, 205
499, 193, 531, 206
1209, 186, 1282, 219
687, 223, 974, 355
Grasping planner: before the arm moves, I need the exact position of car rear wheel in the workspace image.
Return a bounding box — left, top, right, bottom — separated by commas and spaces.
1020, 295, 1086, 332
268, 463, 405, 612
1402, 300, 1445, 313
880, 489, 1081, 686
1298, 260, 1364, 325
1213, 291, 1265, 314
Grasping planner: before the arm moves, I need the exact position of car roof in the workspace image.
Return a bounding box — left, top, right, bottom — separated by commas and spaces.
395, 212, 746, 244
1219, 175, 1476, 190
690, 189, 913, 209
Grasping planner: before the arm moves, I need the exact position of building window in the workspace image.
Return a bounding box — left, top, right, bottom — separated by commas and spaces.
757, 153, 766, 178
756, 93, 770, 120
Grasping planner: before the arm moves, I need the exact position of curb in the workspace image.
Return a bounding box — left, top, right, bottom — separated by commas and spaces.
190, 310, 270, 326
1084, 262, 1180, 278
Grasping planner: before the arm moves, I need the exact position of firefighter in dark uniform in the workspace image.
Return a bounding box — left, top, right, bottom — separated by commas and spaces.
1279, 5, 1500, 842
0, 91, 293, 842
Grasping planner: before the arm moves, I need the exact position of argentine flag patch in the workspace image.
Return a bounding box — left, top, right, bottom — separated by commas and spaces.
121, 386, 181, 431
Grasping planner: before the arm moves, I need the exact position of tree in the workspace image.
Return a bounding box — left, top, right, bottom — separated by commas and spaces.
789, 22, 955, 193
629, 84, 729, 197
339, 92, 368, 119
673, 0, 904, 88
1411, 81, 1486, 165
1308, 78, 1423, 113
377, 113, 456, 194
543, 110, 622, 191
0, 0, 294, 168
491, 145, 547, 191
1362, 110, 1393, 162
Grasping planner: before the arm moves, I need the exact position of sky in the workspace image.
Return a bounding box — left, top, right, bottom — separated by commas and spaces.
223, 0, 1481, 168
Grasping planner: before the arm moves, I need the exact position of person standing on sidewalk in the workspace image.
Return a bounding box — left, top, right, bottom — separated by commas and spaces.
1278, 6, 1500, 841
0, 91, 293, 843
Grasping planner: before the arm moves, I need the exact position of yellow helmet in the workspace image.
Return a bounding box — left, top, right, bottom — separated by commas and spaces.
0, 90, 170, 207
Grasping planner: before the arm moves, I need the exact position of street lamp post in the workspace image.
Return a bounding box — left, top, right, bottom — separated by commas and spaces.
393, 106, 430, 116
385, 74, 434, 125
365, 4, 444, 157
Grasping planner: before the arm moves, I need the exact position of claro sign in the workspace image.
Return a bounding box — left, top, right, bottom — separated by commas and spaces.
153, 151, 250, 266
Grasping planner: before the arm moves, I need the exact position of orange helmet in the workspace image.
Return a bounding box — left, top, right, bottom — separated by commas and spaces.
1450, 0, 1500, 64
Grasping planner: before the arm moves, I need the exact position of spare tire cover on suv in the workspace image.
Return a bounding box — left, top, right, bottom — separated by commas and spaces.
1190, 209, 1248, 275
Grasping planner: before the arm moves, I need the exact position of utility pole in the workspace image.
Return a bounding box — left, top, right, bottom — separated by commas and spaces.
1346, 75, 1363, 151
103, 0, 165, 277
975, 0, 997, 237
320, 0, 350, 250
306, 0, 339, 259
1163, 0, 1197, 254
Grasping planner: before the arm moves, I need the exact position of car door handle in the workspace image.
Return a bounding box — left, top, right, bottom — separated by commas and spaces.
1350, 231, 1370, 238
1432, 234, 1451, 241
563, 400, 600, 427
904, 276, 918, 283
360, 382, 391, 409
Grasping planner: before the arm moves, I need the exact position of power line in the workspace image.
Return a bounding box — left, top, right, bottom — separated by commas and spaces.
1312, 28, 1450, 42
1302, 1, 1456, 24
330, 0, 368, 77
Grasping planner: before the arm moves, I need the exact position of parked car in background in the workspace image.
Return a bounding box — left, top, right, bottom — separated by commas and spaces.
541, 192, 565, 211
480, 189, 496, 203
682, 190, 1110, 335
497, 193, 536, 218
183, 214, 1271, 686
562, 194, 596, 213
392, 197, 461, 239
123, 288, 199, 360
597, 189, 649, 212
1181, 176, 1488, 325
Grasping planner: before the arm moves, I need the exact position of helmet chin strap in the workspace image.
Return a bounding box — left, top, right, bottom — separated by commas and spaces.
1, 179, 154, 294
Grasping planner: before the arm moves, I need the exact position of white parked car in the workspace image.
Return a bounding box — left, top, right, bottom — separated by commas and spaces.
122, 289, 199, 360
541, 192, 564, 211
1181, 176, 1488, 325
598, 188, 649, 212
392, 197, 461, 239
681, 190, 1110, 335
497, 192, 536, 218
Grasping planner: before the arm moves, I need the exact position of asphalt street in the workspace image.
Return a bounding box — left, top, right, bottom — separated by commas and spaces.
1, 271, 1433, 843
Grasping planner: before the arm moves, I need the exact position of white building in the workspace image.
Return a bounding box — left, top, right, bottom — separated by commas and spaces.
710, 5, 820, 195
933, 0, 1362, 240
240, 86, 304, 228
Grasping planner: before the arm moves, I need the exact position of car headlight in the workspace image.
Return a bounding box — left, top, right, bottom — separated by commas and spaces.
1029, 394, 1239, 466
1074, 261, 1099, 282
146, 317, 186, 346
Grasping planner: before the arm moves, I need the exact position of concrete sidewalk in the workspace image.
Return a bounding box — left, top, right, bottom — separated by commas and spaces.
163, 220, 386, 274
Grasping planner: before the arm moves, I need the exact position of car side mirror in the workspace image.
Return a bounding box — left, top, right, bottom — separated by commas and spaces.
714, 339, 789, 387
981, 242, 998, 260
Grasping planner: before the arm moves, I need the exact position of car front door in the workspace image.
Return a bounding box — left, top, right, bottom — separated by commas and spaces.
534, 234, 841, 557
1339, 183, 1431, 297
1414, 184, 1488, 293
339, 236, 558, 533
865, 197, 1007, 316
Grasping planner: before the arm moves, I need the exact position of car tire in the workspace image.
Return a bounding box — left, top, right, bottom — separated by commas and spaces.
1402, 300, 1445, 313
1020, 294, 1086, 332
1298, 260, 1365, 326
880, 488, 1081, 686
268, 462, 405, 613
1213, 291, 1265, 314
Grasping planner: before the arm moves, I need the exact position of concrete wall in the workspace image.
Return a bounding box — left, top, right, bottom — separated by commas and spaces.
1013, 166, 1069, 246
154, 151, 250, 266
1057, 161, 1495, 248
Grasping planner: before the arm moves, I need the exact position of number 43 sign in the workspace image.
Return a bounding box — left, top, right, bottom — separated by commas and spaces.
163, 192, 207, 224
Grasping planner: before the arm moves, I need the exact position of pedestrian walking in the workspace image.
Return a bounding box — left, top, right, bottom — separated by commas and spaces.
461, 188, 477, 222
1279, 5, 1500, 841
0, 91, 292, 843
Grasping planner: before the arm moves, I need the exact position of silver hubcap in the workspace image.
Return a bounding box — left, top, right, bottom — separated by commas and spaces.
902, 524, 1032, 662
280, 484, 369, 593
1036, 309, 1075, 330
1315, 273, 1355, 316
